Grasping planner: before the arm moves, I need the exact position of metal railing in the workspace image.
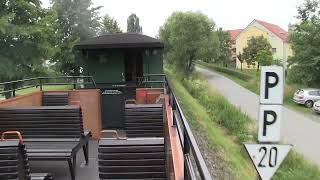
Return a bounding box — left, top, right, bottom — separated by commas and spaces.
141, 74, 166, 88
143, 74, 213, 180
0, 76, 96, 98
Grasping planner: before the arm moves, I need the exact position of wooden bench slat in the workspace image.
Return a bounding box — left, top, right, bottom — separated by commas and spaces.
98, 152, 165, 160
99, 171, 166, 179
99, 159, 165, 166
99, 145, 164, 153
99, 165, 165, 173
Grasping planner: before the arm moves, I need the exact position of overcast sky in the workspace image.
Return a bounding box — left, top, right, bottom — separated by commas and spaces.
41, 0, 303, 37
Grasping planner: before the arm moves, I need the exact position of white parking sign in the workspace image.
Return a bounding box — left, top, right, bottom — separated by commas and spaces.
260, 66, 284, 104
244, 66, 291, 180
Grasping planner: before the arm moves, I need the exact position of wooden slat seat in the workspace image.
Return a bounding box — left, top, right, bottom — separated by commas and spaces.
0, 140, 53, 180
125, 104, 164, 137
42, 92, 69, 106
98, 137, 166, 180
0, 106, 91, 180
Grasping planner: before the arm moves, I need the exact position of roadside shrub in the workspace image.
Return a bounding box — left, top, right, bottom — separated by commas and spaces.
198, 62, 252, 81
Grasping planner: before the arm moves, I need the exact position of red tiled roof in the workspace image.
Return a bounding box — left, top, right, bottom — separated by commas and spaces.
228, 29, 243, 40
255, 19, 288, 41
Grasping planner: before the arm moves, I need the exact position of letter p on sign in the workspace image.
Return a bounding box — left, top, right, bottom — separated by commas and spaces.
258, 105, 282, 142
260, 66, 284, 104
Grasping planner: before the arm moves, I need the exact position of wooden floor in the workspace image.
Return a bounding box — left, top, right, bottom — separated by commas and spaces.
30, 140, 99, 180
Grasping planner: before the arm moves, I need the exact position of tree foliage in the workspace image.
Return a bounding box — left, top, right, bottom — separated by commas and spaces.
288, 0, 320, 86
127, 13, 142, 33
0, 0, 54, 81
51, 0, 101, 75
159, 12, 219, 74
100, 14, 122, 34
243, 35, 272, 69
216, 28, 232, 65
256, 50, 273, 66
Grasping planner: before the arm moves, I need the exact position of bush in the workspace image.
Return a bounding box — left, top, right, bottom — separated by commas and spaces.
180, 75, 253, 142
198, 61, 252, 81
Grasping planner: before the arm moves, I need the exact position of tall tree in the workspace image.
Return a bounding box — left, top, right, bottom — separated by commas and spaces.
100, 14, 122, 34
0, 0, 54, 97
159, 12, 219, 74
287, 0, 320, 86
216, 28, 232, 66
51, 0, 101, 75
127, 13, 142, 33
243, 35, 272, 70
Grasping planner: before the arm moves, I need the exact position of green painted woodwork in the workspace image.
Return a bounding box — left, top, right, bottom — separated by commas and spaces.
85, 51, 124, 84
143, 49, 164, 87
83, 48, 163, 85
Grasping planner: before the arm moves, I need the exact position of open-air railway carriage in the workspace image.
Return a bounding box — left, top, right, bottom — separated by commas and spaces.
0, 33, 212, 180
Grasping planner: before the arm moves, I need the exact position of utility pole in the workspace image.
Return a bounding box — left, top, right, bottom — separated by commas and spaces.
281, 32, 287, 78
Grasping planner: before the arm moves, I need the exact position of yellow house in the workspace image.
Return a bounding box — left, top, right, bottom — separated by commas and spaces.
230, 19, 293, 69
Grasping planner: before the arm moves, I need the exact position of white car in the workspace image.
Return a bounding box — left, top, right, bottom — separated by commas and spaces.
293, 89, 320, 108
313, 101, 320, 114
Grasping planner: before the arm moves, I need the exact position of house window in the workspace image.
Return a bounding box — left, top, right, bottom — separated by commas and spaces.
272, 48, 277, 53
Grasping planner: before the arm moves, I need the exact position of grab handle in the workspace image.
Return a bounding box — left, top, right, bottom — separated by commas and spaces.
1, 131, 23, 143
101, 130, 127, 140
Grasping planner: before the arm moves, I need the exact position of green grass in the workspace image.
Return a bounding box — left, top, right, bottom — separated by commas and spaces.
16, 85, 73, 95
166, 66, 320, 180
198, 62, 316, 116
0, 85, 72, 100
274, 151, 320, 180
166, 68, 256, 179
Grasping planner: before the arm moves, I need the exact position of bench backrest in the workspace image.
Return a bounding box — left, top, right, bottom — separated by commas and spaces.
0, 140, 31, 180
42, 92, 69, 106
98, 137, 166, 179
125, 104, 164, 137
0, 106, 83, 139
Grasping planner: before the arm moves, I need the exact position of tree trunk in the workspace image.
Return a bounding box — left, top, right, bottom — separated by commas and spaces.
240, 62, 243, 72
257, 62, 260, 71
187, 53, 195, 73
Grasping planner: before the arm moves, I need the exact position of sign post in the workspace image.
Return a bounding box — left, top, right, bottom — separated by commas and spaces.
244, 66, 292, 180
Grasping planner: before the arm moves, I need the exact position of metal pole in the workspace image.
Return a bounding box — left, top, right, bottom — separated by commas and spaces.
283, 40, 286, 89
39, 78, 43, 91
73, 77, 77, 89
281, 33, 287, 79
12, 82, 16, 97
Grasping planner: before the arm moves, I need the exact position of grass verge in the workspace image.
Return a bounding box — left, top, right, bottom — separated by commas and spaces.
166, 66, 320, 179
16, 85, 73, 95
198, 62, 316, 116
166, 67, 255, 179
0, 85, 73, 100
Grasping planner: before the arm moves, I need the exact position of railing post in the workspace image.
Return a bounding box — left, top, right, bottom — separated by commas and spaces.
183, 132, 190, 154
73, 77, 77, 89
39, 78, 43, 91
171, 94, 176, 110
184, 132, 191, 180
12, 82, 16, 97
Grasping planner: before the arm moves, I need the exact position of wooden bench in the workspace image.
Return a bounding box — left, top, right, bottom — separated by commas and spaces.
42, 92, 69, 106
98, 137, 166, 179
125, 104, 164, 137
0, 106, 91, 180
0, 137, 53, 180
